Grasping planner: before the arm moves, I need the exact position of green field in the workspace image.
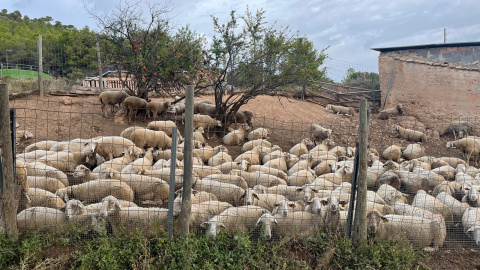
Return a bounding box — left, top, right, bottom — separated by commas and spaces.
0, 69, 51, 79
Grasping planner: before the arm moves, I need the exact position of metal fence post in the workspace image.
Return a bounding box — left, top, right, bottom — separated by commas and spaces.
345, 143, 359, 238
37, 34, 43, 97
96, 42, 103, 92
167, 127, 178, 238
180, 85, 194, 236
10, 109, 16, 184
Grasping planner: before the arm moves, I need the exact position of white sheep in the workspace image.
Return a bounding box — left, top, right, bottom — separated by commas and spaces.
201, 206, 268, 237
216, 160, 250, 174
193, 127, 206, 145
446, 137, 480, 165
183, 201, 233, 229
49, 138, 94, 152
412, 190, 453, 226
241, 139, 273, 152
376, 184, 407, 206
17, 150, 57, 163
193, 114, 222, 139
320, 195, 348, 232
24, 140, 58, 152
173, 190, 219, 212
462, 207, 480, 245
431, 165, 456, 180
382, 145, 403, 162
192, 165, 223, 179
192, 179, 246, 206
193, 145, 228, 163
145, 101, 171, 118
16, 130, 34, 144
25, 162, 69, 187
28, 188, 66, 209
367, 210, 446, 251
55, 179, 134, 203
309, 139, 335, 153
92, 146, 144, 173
38, 143, 97, 172
289, 138, 314, 157
247, 128, 270, 141
431, 181, 462, 198
93, 136, 136, 161
287, 170, 315, 186
309, 123, 332, 144
243, 189, 286, 212
378, 104, 403, 120
392, 125, 427, 143
265, 185, 306, 202
315, 164, 353, 185
27, 176, 65, 194
130, 128, 175, 149
402, 143, 424, 160
255, 212, 315, 239
231, 170, 286, 188
222, 124, 250, 146
202, 173, 249, 190
325, 104, 355, 116
234, 146, 261, 165
263, 153, 290, 172
147, 120, 182, 139
99, 90, 130, 117
271, 199, 306, 216
247, 165, 288, 180
436, 192, 469, 222
208, 151, 233, 167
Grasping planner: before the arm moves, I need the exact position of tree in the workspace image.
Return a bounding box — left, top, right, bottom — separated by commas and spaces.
88, 1, 205, 99
342, 68, 380, 90
205, 8, 328, 129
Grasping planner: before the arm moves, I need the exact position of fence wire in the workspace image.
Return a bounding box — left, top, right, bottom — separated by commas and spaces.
8, 92, 480, 250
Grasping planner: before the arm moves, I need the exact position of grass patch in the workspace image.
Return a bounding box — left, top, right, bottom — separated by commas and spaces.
1, 69, 51, 79
0, 230, 429, 270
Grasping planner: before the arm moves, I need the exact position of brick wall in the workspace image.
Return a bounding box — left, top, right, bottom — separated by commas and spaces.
379, 54, 480, 115
383, 46, 480, 65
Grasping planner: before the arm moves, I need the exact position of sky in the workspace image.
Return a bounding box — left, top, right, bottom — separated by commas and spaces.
3, 0, 480, 80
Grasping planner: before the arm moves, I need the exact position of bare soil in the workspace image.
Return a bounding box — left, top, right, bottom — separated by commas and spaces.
8, 93, 480, 268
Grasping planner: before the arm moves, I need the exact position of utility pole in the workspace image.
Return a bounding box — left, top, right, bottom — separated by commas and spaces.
444, 28, 447, 43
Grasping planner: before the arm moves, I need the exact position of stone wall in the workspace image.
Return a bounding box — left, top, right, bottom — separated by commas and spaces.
381, 46, 480, 65
379, 54, 480, 116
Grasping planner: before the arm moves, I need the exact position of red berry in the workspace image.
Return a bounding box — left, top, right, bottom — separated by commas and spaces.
98, 68, 101, 71
207, 73, 210, 77
133, 40, 137, 43
143, 66, 146, 70
134, 45, 138, 49
200, 69, 204, 73
154, 73, 157, 76
157, 56, 160, 59
180, 54, 183, 57
134, 49, 137, 52
132, 75, 136, 78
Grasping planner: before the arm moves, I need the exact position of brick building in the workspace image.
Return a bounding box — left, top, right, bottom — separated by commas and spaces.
372, 42, 480, 114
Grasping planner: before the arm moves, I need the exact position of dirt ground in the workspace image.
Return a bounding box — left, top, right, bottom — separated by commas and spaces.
8, 93, 480, 268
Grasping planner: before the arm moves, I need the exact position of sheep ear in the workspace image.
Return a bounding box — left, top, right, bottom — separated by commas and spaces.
64, 193, 69, 202
288, 203, 296, 208
339, 200, 348, 207
274, 218, 278, 225
295, 187, 304, 193
192, 190, 198, 195
312, 188, 319, 193
256, 217, 262, 226
305, 200, 312, 205
252, 193, 260, 200
219, 223, 226, 229
320, 199, 329, 206
380, 216, 389, 223
201, 222, 208, 229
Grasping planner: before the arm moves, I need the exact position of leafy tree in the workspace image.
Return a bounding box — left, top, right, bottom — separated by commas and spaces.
205, 8, 328, 129
342, 68, 379, 90
88, 1, 205, 99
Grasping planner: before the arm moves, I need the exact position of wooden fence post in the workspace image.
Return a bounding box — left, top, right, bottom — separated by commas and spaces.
96, 42, 103, 92
37, 34, 43, 97
353, 99, 369, 244
0, 83, 19, 239
179, 85, 194, 236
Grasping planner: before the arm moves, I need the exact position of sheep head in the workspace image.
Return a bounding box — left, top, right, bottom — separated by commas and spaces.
201, 221, 226, 238
367, 210, 387, 237
467, 225, 480, 245
274, 200, 296, 217
255, 213, 278, 240
306, 197, 323, 215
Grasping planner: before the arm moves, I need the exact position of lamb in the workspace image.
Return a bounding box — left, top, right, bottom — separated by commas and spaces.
146, 101, 171, 118
55, 179, 134, 203
462, 207, 480, 245
402, 143, 424, 160
309, 123, 332, 144
201, 205, 268, 237
193, 145, 228, 163
99, 90, 130, 117
27, 176, 65, 194
25, 162, 69, 186
15, 130, 34, 144
412, 190, 454, 226
255, 212, 315, 239
325, 104, 355, 116
17, 150, 57, 163
289, 138, 314, 157
24, 140, 58, 152
321, 195, 348, 232
376, 184, 407, 206
461, 182, 480, 207
382, 145, 403, 162
123, 96, 148, 119
92, 146, 143, 173
243, 189, 286, 211
242, 139, 272, 152
129, 128, 174, 149
439, 121, 474, 139
392, 125, 427, 143
234, 147, 261, 165
99, 196, 169, 236
208, 151, 233, 167
28, 188, 66, 209
38, 144, 97, 172
192, 179, 246, 206
315, 164, 353, 185
287, 170, 315, 186
166, 101, 186, 117
378, 104, 403, 120
446, 137, 480, 165
233, 110, 254, 126
147, 120, 182, 139
367, 210, 446, 251
216, 160, 250, 174
193, 127, 206, 144
202, 173, 249, 190
376, 161, 401, 190
247, 128, 270, 141
222, 124, 250, 146
436, 192, 469, 222
247, 165, 288, 180
193, 114, 222, 139
232, 170, 286, 188
93, 136, 136, 161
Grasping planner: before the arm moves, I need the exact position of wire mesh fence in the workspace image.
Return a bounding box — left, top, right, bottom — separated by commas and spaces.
4, 91, 480, 251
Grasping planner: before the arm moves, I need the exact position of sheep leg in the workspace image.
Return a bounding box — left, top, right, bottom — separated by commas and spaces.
101, 103, 107, 118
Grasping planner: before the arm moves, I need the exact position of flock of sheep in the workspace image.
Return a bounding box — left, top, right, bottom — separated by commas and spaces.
10, 91, 480, 251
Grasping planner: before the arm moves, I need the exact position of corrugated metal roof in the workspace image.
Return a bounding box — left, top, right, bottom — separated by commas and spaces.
371, 42, 480, 52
